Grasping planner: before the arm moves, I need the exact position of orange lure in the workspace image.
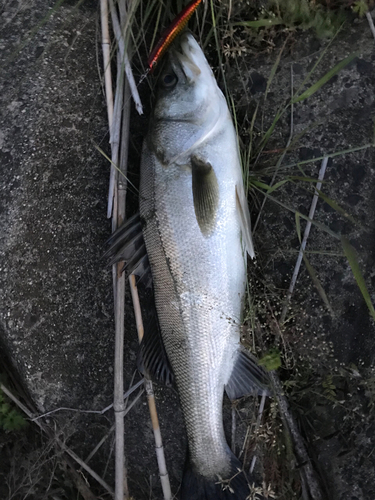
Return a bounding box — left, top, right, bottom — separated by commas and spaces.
148, 0, 203, 71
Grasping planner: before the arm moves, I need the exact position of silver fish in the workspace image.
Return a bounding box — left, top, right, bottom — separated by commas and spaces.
107, 32, 269, 500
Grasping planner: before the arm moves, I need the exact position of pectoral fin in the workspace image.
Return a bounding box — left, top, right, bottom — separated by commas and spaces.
235, 184, 255, 258
191, 155, 219, 236
225, 348, 270, 400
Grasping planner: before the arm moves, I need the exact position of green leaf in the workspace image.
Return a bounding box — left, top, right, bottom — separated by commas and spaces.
3, 409, 27, 431
259, 349, 282, 371
352, 1, 369, 17
341, 236, 375, 321
1, 403, 10, 414
292, 53, 358, 104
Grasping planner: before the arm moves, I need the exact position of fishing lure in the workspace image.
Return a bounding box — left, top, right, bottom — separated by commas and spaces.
147, 0, 202, 71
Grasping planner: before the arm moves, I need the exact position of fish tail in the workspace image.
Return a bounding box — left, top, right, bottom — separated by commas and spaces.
181, 453, 256, 500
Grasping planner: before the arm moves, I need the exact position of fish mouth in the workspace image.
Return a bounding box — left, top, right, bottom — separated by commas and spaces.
170, 32, 203, 82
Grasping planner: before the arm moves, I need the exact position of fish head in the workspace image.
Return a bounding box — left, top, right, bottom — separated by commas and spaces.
154, 32, 221, 123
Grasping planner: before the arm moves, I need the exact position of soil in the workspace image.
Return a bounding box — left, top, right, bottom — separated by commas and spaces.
0, 1, 374, 499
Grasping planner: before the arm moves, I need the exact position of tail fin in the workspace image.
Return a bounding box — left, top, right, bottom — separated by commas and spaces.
181, 453, 258, 500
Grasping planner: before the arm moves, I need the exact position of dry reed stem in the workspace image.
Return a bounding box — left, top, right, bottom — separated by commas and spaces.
101, 10, 129, 499
100, 0, 113, 130
85, 388, 144, 465
366, 11, 375, 41
101, 0, 135, 497
271, 158, 329, 499
129, 274, 172, 500
280, 156, 328, 324
108, 51, 125, 221
269, 372, 324, 500
109, 0, 143, 115
249, 391, 267, 474
1, 383, 111, 498
30, 379, 144, 421
231, 405, 236, 453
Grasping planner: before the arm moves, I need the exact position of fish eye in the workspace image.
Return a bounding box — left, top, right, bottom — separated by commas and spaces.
161, 72, 177, 88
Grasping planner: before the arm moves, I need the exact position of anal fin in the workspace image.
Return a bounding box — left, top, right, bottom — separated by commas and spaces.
136, 284, 174, 387
225, 348, 270, 400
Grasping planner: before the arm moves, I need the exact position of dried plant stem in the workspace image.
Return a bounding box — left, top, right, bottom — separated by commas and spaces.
272, 158, 329, 498
109, 0, 143, 115
113, 261, 127, 500
100, 0, 113, 129
101, 1, 134, 497
366, 11, 375, 41
30, 379, 144, 421
0, 383, 111, 498
108, 51, 125, 221
129, 274, 172, 500
249, 391, 267, 474
85, 388, 144, 465
280, 157, 328, 324
270, 372, 323, 500
231, 405, 236, 453
103, 36, 129, 500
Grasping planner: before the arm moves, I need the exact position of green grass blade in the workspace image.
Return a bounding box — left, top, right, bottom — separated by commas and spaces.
316, 189, 356, 224
258, 107, 286, 151
341, 236, 375, 321
265, 37, 288, 98
251, 184, 340, 240
93, 143, 139, 195
302, 254, 333, 314
267, 179, 289, 194
283, 143, 373, 170
295, 213, 302, 243
292, 53, 358, 104
232, 19, 283, 28
251, 180, 272, 191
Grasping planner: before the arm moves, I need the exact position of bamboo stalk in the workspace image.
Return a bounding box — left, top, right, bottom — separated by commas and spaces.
129, 274, 172, 500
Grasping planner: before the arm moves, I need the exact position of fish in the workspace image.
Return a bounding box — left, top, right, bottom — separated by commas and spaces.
106, 32, 269, 500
